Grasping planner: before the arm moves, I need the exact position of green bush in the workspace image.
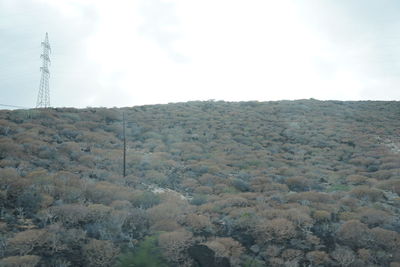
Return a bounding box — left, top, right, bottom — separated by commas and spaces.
115, 235, 168, 267
132, 191, 161, 209
326, 184, 351, 192
232, 178, 251, 192
190, 194, 208, 206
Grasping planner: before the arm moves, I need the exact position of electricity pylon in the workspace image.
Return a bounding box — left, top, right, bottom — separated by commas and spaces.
36, 32, 51, 108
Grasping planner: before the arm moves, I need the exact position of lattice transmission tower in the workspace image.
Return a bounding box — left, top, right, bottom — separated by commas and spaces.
36, 32, 51, 108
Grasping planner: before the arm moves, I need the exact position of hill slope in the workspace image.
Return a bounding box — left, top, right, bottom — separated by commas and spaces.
0, 100, 399, 266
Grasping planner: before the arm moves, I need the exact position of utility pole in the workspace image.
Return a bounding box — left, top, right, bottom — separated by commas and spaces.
123, 112, 126, 177
36, 32, 51, 108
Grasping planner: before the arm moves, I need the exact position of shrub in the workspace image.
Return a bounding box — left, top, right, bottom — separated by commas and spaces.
255, 218, 296, 243
264, 245, 282, 257
182, 214, 213, 234
59, 126, 80, 140
194, 186, 213, 195
216, 196, 249, 209
231, 178, 251, 192
58, 142, 81, 160
0, 139, 21, 159
372, 170, 395, 180
50, 204, 89, 227
377, 180, 400, 195
132, 191, 161, 209
0, 255, 41, 267
281, 249, 303, 262
312, 210, 331, 222
286, 191, 332, 204
337, 220, 372, 249
330, 246, 355, 267
147, 199, 189, 231
358, 207, 393, 227
286, 176, 311, 192
357, 248, 374, 264
158, 229, 194, 265
181, 178, 199, 193
346, 175, 368, 185
327, 184, 351, 192
268, 257, 284, 266
86, 182, 134, 205
198, 174, 222, 186
350, 186, 384, 202
16, 190, 42, 216
7, 229, 47, 255
190, 194, 208, 206
143, 170, 168, 186
250, 177, 272, 192
87, 204, 113, 222
83, 239, 119, 267
338, 197, 360, 211
370, 227, 400, 251
205, 237, 244, 267
339, 211, 358, 221
110, 200, 133, 210
121, 208, 149, 240
0, 167, 19, 185
306, 250, 330, 266
115, 235, 167, 267
285, 208, 313, 231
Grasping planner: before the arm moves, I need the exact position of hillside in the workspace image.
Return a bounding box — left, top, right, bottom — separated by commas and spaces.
0, 100, 399, 266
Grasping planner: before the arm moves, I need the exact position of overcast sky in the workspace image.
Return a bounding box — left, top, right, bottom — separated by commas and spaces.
1, 0, 400, 108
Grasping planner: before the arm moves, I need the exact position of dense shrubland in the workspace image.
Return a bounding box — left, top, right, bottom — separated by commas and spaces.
0, 100, 399, 266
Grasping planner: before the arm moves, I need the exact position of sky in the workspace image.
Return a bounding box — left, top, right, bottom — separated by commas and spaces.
1, 0, 400, 108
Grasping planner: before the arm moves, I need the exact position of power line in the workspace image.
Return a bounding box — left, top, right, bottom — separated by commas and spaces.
0, 103, 30, 109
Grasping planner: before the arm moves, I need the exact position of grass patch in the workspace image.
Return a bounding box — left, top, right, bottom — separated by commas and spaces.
326, 184, 351, 192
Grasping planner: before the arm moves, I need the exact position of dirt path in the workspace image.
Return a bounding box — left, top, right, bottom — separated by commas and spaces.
147, 184, 191, 201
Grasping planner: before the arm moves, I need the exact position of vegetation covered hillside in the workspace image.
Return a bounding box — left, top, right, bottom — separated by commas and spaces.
0, 100, 399, 267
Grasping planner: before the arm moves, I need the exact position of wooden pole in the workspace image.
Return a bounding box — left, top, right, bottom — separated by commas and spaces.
123, 112, 126, 177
